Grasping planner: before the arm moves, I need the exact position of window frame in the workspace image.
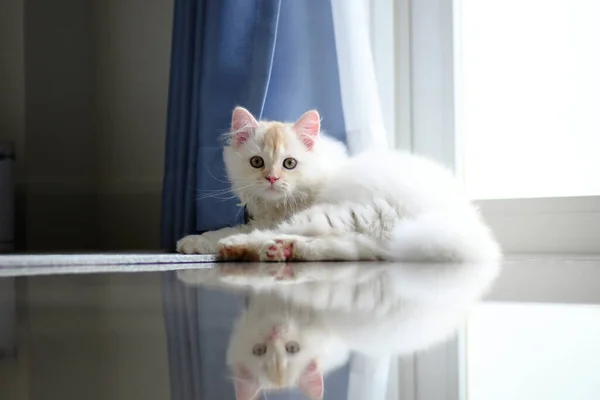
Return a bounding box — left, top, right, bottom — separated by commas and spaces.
386, 1, 464, 399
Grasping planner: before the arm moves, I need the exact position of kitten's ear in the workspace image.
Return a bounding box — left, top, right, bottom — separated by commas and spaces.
231, 107, 259, 147
293, 110, 321, 150
233, 365, 261, 400
298, 360, 324, 400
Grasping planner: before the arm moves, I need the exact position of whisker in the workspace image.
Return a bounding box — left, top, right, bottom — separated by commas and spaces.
197, 183, 256, 196
195, 194, 240, 201
196, 188, 234, 194
288, 188, 299, 211
235, 204, 246, 222
200, 163, 259, 185
203, 167, 232, 184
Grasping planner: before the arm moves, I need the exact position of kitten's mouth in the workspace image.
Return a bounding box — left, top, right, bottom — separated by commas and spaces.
264, 185, 283, 193
261, 185, 287, 199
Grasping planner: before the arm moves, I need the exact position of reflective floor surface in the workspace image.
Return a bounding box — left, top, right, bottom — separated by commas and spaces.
0, 257, 499, 400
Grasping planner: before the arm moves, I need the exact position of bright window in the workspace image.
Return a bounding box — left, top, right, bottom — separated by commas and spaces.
457, 0, 600, 200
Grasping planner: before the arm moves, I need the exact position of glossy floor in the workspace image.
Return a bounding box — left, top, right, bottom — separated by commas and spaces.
1, 256, 597, 400
0, 258, 498, 400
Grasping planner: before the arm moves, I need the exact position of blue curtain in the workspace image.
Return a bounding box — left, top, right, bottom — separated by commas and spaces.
161, 0, 348, 399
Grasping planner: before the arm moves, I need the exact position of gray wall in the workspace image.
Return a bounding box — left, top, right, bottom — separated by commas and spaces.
0, 0, 172, 252
0, 0, 174, 399
0, 0, 25, 185
94, 0, 172, 250
0, 6, 26, 397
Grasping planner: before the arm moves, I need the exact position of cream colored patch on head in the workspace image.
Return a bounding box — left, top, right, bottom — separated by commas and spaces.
262, 122, 288, 158
266, 355, 286, 387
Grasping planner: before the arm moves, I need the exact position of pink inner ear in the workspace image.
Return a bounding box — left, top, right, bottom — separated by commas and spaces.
231, 107, 259, 147
298, 360, 324, 400
293, 110, 320, 150
234, 365, 261, 400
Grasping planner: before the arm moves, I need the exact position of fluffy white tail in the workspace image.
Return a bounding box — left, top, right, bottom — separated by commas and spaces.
385, 211, 501, 263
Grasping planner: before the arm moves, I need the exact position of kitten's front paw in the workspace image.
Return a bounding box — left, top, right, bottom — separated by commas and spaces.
217, 234, 259, 261
218, 233, 252, 248
259, 239, 296, 262
176, 235, 216, 254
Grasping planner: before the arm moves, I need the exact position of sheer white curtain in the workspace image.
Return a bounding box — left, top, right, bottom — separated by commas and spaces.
331, 1, 395, 399
331, 0, 389, 154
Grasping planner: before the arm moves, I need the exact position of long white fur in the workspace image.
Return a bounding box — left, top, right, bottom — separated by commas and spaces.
177, 107, 501, 263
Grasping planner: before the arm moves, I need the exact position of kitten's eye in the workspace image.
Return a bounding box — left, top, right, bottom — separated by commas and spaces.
250, 156, 264, 169
285, 341, 300, 354
252, 343, 267, 356
283, 158, 297, 170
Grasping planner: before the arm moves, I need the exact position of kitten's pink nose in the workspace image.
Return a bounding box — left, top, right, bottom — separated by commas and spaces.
266, 176, 279, 184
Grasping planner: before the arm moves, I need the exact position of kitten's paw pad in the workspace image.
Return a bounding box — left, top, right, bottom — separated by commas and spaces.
217, 233, 253, 248
260, 239, 295, 262
176, 235, 216, 254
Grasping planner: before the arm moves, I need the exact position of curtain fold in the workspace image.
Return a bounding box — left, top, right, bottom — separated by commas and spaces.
161, 0, 350, 399
261, 1, 347, 140
331, 0, 388, 153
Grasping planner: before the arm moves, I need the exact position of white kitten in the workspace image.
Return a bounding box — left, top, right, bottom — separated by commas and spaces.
178, 260, 500, 400
177, 107, 347, 254
178, 107, 500, 263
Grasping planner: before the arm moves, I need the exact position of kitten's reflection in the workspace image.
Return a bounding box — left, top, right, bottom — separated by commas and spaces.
178, 260, 499, 400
